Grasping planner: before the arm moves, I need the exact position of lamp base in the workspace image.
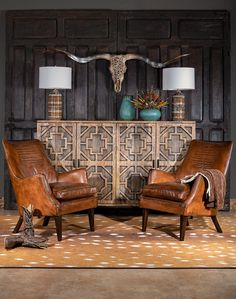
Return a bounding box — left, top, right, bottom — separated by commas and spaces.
172, 92, 185, 121
48, 89, 62, 120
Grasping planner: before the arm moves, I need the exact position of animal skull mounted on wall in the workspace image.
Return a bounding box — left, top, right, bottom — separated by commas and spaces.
47, 48, 189, 93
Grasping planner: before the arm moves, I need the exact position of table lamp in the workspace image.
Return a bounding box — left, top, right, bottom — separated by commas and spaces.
39, 66, 72, 120
162, 67, 195, 121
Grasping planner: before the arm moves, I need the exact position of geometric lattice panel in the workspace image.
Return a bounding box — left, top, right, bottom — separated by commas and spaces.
78, 124, 115, 163
117, 123, 156, 205
118, 124, 156, 163
118, 165, 150, 205
37, 122, 76, 172
37, 120, 196, 206
159, 123, 196, 171
86, 165, 113, 204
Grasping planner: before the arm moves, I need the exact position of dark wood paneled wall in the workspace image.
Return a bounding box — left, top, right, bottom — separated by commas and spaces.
5, 10, 230, 209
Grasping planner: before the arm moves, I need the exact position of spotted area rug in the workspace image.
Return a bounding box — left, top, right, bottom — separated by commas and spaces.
0, 206, 236, 268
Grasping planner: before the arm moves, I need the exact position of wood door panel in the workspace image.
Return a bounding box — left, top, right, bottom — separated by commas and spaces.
188, 47, 204, 122
12, 46, 26, 120
117, 123, 156, 203
210, 47, 224, 121
77, 123, 116, 204
37, 121, 195, 206
158, 123, 196, 171
118, 165, 150, 204
126, 18, 171, 39
178, 20, 224, 40
37, 122, 77, 172
87, 165, 114, 204
13, 18, 57, 39
64, 19, 109, 39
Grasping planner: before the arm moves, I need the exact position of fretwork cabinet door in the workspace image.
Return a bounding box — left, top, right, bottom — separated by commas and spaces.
157, 122, 196, 172
36, 121, 77, 172
116, 122, 156, 206
37, 120, 196, 207
77, 122, 116, 205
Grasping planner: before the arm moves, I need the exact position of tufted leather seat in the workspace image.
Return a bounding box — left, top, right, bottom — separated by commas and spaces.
142, 182, 191, 202
3, 139, 98, 241
139, 140, 233, 241
50, 182, 97, 201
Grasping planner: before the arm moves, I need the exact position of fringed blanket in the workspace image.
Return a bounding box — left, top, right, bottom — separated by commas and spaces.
180, 169, 226, 209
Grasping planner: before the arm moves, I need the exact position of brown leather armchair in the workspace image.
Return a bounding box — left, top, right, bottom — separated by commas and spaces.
139, 140, 233, 241
3, 139, 98, 241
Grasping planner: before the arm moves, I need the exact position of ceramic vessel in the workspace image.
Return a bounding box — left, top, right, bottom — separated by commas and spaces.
140, 109, 161, 121
119, 95, 135, 120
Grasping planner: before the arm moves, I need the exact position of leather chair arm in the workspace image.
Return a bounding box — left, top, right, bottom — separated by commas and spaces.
148, 169, 176, 184
13, 174, 60, 216
184, 175, 206, 206
57, 168, 88, 184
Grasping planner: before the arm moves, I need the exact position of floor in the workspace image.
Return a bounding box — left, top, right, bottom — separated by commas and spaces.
1, 199, 236, 298
0, 268, 236, 299
1, 211, 236, 268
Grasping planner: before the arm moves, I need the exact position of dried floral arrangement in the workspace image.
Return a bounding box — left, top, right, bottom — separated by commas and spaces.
132, 88, 168, 110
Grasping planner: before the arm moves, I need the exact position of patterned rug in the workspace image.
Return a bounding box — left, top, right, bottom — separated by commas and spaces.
0, 203, 236, 268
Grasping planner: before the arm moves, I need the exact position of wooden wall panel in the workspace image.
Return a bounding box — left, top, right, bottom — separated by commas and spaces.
126, 19, 171, 39
64, 19, 109, 39
210, 47, 224, 121
5, 10, 230, 209
12, 46, 25, 120
179, 20, 224, 40
13, 18, 57, 39
188, 47, 203, 122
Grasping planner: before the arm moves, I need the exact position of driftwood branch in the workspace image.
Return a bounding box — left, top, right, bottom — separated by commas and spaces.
4, 204, 48, 250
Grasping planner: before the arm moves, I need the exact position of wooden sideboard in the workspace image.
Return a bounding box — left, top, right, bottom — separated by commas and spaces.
37, 121, 196, 206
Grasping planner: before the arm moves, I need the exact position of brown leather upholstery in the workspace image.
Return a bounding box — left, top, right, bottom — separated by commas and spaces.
3, 139, 98, 241
50, 182, 97, 201
139, 140, 233, 241
142, 183, 191, 202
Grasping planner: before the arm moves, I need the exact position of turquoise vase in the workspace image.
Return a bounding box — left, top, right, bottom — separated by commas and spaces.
140, 109, 161, 121
119, 95, 135, 120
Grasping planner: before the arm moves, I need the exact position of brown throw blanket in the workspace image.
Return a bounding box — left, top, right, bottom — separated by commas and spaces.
180, 169, 226, 209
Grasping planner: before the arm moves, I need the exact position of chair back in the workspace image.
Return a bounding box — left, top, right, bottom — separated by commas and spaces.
3, 139, 57, 183
176, 140, 233, 179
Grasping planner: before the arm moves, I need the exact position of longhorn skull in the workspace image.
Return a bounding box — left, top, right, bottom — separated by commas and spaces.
47, 48, 189, 93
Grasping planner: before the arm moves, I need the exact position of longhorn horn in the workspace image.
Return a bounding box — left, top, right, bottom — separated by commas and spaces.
45, 48, 190, 93
46, 48, 189, 68
46, 48, 111, 63
124, 53, 190, 68
161, 53, 190, 67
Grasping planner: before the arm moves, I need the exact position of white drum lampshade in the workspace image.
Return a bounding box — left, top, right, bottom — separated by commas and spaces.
162, 67, 195, 121
39, 66, 72, 120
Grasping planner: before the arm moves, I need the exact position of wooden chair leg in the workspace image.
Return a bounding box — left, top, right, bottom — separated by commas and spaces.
180, 215, 188, 241
54, 216, 62, 241
211, 215, 223, 233
13, 216, 23, 233
88, 209, 95, 231
142, 209, 149, 232
43, 216, 51, 226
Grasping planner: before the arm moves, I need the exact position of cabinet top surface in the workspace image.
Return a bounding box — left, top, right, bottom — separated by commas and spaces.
37, 120, 196, 124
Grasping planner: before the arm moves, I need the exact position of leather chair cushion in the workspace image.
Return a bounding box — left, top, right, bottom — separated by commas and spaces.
142, 182, 190, 202
50, 182, 97, 201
